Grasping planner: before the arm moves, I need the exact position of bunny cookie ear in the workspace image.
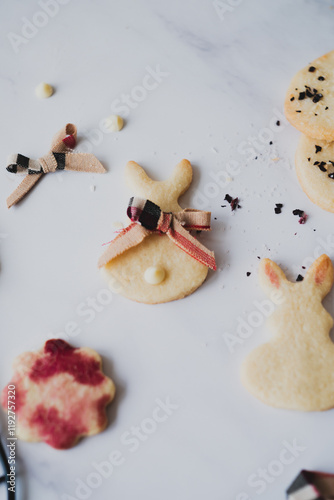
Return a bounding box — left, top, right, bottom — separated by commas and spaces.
167, 159, 193, 198
125, 161, 154, 194
125, 159, 193, 212
259, 259, 288, 295
304, 254, 334, 298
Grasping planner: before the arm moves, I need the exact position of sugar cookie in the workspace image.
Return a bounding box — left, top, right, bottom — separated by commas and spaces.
98, 160, 216, 304
295, 134, 334, 212
1, 339, 116, 449
241, 255, 334, 411
285, 50, 334, 140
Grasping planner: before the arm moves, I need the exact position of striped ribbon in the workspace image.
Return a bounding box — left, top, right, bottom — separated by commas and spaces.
98, 197, 216, 271
6, 123, 105, 208
287, 470, 334, 499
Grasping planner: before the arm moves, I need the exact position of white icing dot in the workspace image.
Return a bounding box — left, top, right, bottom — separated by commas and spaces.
35, 82, 54, 98
105, 115, 124, 132
144, 266, 166, 285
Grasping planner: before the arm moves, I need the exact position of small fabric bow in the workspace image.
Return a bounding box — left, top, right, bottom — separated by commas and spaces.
98, 197, 216, 270
287, 469, 334, 499
6, 123, 105, 208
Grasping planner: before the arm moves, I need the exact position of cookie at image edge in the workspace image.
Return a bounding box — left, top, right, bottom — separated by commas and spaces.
284, 50, 334, 140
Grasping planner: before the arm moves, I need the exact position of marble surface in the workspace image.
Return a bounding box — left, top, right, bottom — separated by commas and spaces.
1, 0, 334, 498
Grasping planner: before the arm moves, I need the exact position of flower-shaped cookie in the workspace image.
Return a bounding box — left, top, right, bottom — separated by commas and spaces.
1, 339, 116, 449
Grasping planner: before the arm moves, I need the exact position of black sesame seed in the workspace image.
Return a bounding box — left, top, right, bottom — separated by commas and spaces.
269, 141, 273, 145
276, 203, 283, 208
325, 106, 329, 110
306, 89, 313, 98
308, 66, 316, 72
313, 94, 323, 103
308, 157, 311, 161
318, 162, 327, 172
276, 121, 280, 126
246, 272, 251, 277
298, 91, 306, 100
293, 209, 304, 216
296, 274, 304, 282
314, 161, 320, 165
329, 173, 334, 179
275, 207, 281, 214
318, 76, 325, 81
315, 145, 322, 153
296, 110, 302, 113
224, 194, 232, 203
290, 97, 295, 101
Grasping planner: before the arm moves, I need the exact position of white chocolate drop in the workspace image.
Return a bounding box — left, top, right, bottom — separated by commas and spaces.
35, 82, 54, 99
105, 115, 124, 132
144, 266, 166, 285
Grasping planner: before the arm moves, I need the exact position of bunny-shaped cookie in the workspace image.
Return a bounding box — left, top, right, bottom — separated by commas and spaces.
99, 160, 216, 304
241, 254, 334, 411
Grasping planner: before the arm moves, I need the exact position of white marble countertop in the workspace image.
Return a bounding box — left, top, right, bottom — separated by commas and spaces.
1, 0, 334, 498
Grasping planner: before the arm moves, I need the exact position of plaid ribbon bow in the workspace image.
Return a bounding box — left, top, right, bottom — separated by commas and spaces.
98, 197, 216, 270
287, 469, 334, 500
6, 123, 105, 208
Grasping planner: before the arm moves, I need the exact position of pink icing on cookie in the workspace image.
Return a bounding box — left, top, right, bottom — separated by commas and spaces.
30, 405, 87, 449
1, 382, 26, 413
1, 340, 116, 449
29, 339, 104, 386
265, 262, 280, 288
315, 258, 329, 285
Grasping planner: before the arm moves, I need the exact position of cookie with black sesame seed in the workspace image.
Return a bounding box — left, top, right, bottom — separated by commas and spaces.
295, 133, 334, 212
285, 50, 334, 140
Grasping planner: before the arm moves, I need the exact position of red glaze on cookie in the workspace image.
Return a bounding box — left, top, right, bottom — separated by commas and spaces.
31, 405, 87, 449
30, 339, 104, 386
1, 340, 116, 449
1, 383, 26, 413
